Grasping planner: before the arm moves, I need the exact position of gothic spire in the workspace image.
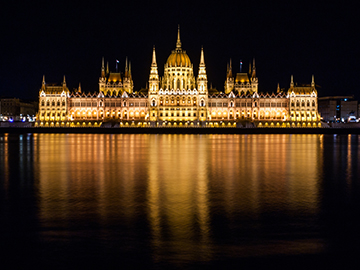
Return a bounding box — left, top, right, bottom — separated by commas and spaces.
311, 75, 315, 87
176, 25, 182, 49
152, 46, 157, 67
149, 45, 159, 88
101, 57, 105, 77
199, 46, 205, 67
129, 61, 132, 78
41, 75, 46, 90
227, 58, 233, 78
251, 58, 256, 78
63, 75, 66, 87
125, 57, 128, 77
197, 47, 207, 91
290, 75, 294, 87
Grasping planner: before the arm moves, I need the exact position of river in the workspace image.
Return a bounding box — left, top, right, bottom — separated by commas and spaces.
1, 133, 359, 269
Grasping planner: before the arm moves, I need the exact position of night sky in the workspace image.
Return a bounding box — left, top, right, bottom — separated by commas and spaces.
1, 1, 358, 101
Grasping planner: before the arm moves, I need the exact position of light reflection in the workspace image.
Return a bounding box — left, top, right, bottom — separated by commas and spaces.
27, 134, 326, 258
346, 134, 352, 187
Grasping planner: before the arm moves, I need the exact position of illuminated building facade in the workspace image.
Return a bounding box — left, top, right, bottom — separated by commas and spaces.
36, 28, 320, 127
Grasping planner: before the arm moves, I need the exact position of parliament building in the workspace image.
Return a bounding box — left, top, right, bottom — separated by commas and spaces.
36, 28, 320, 128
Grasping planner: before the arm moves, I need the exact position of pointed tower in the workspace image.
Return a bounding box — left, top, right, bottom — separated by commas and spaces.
106, 61, 109, 75
251, 58, 256, 78
290, 75, 294, 87
225, 58, 234, 94
161, 25, 195, 90
129, 61, 132, 79
249, 58, 258, 93
311, 75, 315, 88
62, 75, 66, 87
176, 24, 182, 50
101, 57, 105, 78
122, 57, 133, 93
124, 57, 128, 77
149, 46, 159, 93
99, 58, 107, 93
277, 83, 280, 93
78, 82, 82, 93
41, 75, 46, 90
197, 46, 208, 93
197, 47, 208, 122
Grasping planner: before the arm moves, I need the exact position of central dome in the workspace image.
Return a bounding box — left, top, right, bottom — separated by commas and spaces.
166, 26, 192, 67
166, 50, 191, 67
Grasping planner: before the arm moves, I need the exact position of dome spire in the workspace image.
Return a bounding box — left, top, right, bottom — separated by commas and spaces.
176, 25, 182, 49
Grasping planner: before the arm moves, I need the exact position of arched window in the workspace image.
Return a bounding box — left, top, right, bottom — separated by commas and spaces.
200, 99, 205, 107
52, 101, 55, 106
301, 100, 305, 107
291, 102, 294, 107
177, 79, 180, 89
151, 99, 156, 106
41, 100, 45, 106
57, 101, 60, 106
312, 100, 316, 107
296, 100, 300, 107
307, 100, 310, 107
123, 101, 126, 107
62, 101, 65, 106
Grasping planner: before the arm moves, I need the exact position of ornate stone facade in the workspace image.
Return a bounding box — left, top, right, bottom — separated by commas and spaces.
36, 28, 320, 128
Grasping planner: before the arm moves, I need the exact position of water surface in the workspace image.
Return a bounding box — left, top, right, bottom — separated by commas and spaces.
1, 133, 360, 268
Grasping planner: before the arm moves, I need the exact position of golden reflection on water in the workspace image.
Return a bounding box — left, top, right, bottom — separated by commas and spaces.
26, 134, 328, 257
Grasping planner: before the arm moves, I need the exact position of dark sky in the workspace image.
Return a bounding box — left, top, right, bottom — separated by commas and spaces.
1, 1, 359, 101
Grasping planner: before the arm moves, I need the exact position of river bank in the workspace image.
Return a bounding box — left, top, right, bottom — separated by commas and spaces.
1, 126, 360, 134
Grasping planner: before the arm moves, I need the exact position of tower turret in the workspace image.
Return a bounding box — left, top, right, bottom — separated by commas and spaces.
101, 57, 105, 78
41, 75, 46, 90
149, 46, 159, 93
311, 75, 315, 87
197, 46, 207, 93
225, 59, 234, 94
62, 75, 66, 88
251, 58, 256, 79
